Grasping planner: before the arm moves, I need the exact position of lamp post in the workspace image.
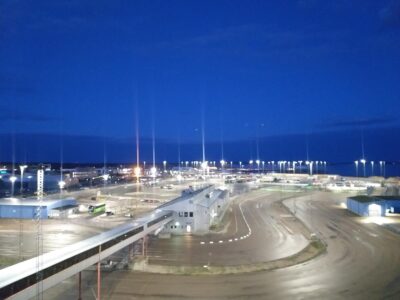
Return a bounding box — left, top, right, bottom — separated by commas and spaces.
298, 161, 303, 174
220, 159, 225, 170
134, 166, 141, 183
163, 161, 167, 172
10, 176, 17, 197
293, 161, 296, 174
256, 160, 260, 172
354, 160, 359, 177
19, 165, 27, 194
58, 180, 66, 192
370, 161, 374, 176
360, 159, 366, 177
150, 167, 157, 182
239, 161, 242, 169
262, 161, 265, 172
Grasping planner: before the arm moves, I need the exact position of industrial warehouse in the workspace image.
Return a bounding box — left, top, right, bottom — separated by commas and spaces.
346, 196, 400, 217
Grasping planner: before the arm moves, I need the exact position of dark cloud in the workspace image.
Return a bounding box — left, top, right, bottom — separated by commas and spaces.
379, 0, 400, 29
321, 116, 398, 129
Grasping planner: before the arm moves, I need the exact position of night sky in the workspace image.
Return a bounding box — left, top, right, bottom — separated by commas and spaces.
1, 0, 399, 164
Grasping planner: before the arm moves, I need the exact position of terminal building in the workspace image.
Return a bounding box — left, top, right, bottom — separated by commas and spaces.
0, 198, 77, 219
159, 185, 230, 234
346, 196, 400, 217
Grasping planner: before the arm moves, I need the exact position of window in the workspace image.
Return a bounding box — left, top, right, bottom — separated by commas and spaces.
189, 212, 193, 217
184, 212, 188, 217
179, 212, 183, 217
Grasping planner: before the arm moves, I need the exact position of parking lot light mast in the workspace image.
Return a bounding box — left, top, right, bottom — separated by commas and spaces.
360, 159, 366, 177
10, 176, 17, 197
19, 165, 27, 194
354, 160, 359, 177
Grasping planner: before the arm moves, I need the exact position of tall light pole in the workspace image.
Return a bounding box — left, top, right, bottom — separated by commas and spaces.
293, 161, 296, 174
10, 176, 17, 197
220, 159, 225, 171
262, 161, 265, 172
163, 160, 167, 172
249, 160, 253, 171
256, 160, 260, 172
370, 161, 374, 176
298, 161, 303, 174
354, 160, 359, 177
239, 161, 242, 170
58, 180, 66, 194
360, 159, 366, 177
19, 165, 27, 194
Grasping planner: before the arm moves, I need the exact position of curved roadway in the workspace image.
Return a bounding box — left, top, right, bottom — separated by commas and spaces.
47, 189, 400, 299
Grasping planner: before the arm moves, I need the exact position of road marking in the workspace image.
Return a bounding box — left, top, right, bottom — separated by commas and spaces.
200, 241, 205, 245
218, 240, 223, 243
209, 241, 214, 244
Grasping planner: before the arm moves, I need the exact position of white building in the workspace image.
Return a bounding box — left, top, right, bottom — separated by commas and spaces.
159, 185, 230, 234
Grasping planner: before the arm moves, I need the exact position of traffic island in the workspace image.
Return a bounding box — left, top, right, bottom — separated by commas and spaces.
130, 238, 326, 275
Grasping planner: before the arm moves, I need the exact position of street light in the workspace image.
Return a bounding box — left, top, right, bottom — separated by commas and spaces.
134, 166, 141, 179
249, 160, 253, 170
293, 161, 296, 174
10, 176, 17, 197
379, 161, 385, 177
262, 161, 265, 172
220, 160, 226, 169
58, 180, 66, 191
150, 167, 157, 178
255, 160, 260, 172
19, 165, 27, 194
370, 161, 374, 176
163, 161, 167, 172
239, 161, 242, 169
354, 160, 359, 177
360, 159, 366, 177
298, 161, 303, 174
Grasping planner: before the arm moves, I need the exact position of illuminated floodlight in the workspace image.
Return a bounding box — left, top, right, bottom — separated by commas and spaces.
102, 174, 110, 181
9, 176, 17, 183
58, 180, 66, 189
134, 167, 141, 177
201, 161, 208, 169
220, 160, 226, 167
150, 167, 157, 177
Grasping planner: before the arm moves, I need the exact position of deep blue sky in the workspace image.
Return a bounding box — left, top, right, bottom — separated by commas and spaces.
0, 0, 399, 163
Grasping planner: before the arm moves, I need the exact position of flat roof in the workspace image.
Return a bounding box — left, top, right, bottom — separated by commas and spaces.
349, 195, 400, 203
